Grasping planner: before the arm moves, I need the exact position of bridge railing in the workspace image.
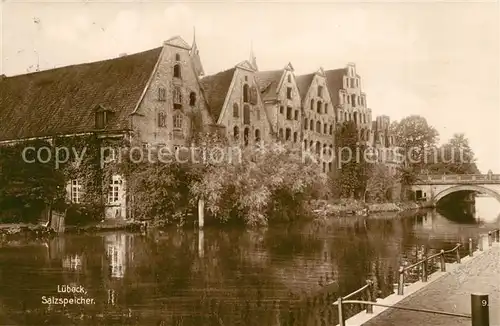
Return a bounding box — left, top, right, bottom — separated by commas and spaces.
415, 174, 500, 183
333, 228, 500, 326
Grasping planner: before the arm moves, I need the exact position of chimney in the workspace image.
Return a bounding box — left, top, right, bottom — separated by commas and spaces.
118, 53, 127, 57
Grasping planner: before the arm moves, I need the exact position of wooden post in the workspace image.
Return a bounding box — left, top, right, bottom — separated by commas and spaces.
198, 198, 204, 229
439, 249, 446, 272
397, 266, 405, 295
337, 297, 345, 326
421, 247, 428, 282
469, 238, 473, 257
471, 293, 489, 326
198, 230, 204, 258
456, 243, 461, 263
479, 235, 484, 251
488, 232, 492, 247
365, 280, 373, 314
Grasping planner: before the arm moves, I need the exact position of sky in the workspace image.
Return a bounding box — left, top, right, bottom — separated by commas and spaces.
1, 0, 499, 172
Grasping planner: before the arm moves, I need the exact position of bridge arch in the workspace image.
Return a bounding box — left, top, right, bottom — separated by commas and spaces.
434, 185, 500, 203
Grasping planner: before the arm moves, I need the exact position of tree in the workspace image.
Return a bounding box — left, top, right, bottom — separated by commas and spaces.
335, 121, 370, 199
390, 115, 439, 172
426, 133, 479, 174
365, 163, 396, 202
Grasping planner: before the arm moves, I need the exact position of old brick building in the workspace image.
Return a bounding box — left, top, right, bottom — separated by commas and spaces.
255, 63, 302, 148
296, 68, 336, 173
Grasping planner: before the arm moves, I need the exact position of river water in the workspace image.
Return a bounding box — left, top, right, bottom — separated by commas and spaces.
1, 199, 499, 326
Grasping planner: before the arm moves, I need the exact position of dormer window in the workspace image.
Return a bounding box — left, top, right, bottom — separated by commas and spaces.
94, 105, 113, 129
173, 64, 181, 78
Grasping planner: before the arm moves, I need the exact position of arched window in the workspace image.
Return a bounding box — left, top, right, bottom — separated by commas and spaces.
243, 105, 250, 124
353, 112, 358, 125
175, 53, 180, 61
173, 113, 183, 130
279, 128, 283, 140
329, 125, 333, 135
189, 92, 196, 106
324, 103, 328, 114
323, 123, 327, 134
293, 132, 298, 143
317, 101, 322, 114
304, 118, 308, 130
310, 99, 314, 110
304, 139, 308, 150
244, 127, 250, 146
173, 64, 181, 78
233, 103, 239, 118
351, 94, 356, 107
310, 120, 314, 130
243, 84, 249, 103
285, 128, 291, 141
255, 129, 261, 142
316, 121, 321, 133
233, 126, 239, 140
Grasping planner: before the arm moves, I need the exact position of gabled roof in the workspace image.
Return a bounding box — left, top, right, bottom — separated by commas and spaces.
325, 68, 347, 107
255, 70, 284, 101
164, 36, 191, 50
199, 68, 236, 122
295, 73, 315, 100
0, 47, 163, 142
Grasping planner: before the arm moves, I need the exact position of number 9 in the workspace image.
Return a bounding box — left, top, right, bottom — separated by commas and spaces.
482, 300, 488, 307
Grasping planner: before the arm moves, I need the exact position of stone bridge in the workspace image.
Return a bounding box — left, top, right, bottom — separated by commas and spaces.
410, 172, 500, 204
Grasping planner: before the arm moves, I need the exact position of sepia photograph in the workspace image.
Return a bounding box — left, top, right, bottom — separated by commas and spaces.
0, 0, 499, 325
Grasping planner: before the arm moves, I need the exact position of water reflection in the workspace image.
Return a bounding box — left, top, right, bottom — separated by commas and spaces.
0, 200, 498, 325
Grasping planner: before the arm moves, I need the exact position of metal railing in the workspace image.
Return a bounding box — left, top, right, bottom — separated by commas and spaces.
333, 229, 499, 326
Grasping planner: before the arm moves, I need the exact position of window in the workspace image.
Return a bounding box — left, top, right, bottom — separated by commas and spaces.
287, 75, 291, 83
158, 87, 166, 101
70, 180, 81, 204
304, 139, 308, 150
356, 79, 359, 88
324, 123, 327, 134
175, 53, 180, 61
256, 109, 260, 120
324, 103, 328, 114
189, 92, 196, 106
158, 112, 167, 127
286, 106, 292, 120
233, 103, 239, 118
293, 132, 298, 143
317, 101, 322, 114
173, 113, 183, 130
287, 87, 292, 99
352, 95, 356, 107
173, 64, 181, 78
323, 162, 326, 173
318, 86, 323, 98
278, 128, 283, 139
243, 84, 250, 103
243, 105, 250, 124
329, 125, 333, 135
285, 128, 291, 141
107, 176, 121, 204
255, 129, 261, 142
233, 126, 239, 140
347, 96, 351, 104
309, 120, 313, 130
310, 99, 314, 110
280, 106, 284, 114
95, 112, 106, 129
173, 87, 182, 110
244, 127, 249, 146
244, 76, 248, 81
344, 112, 348, 121
309, 140, 314, 149
294, 110, 299, 120
316, 121, 321, 133
316, 142, 320, 154
350, 78, 355, 88
304, 118, 308, 130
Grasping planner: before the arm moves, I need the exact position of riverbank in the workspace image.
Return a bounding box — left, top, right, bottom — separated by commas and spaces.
310, 199, 433, 220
